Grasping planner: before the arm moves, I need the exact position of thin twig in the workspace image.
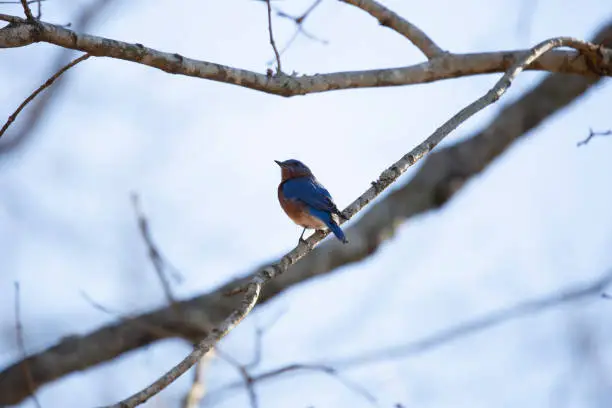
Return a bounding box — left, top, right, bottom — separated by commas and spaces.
340, 0, 444, 59
212, 363, 377, 406
130, 193, 181, 305
265, 0, 282, 74
266, 0, 327, 64
182, 353, 214, 408
328, 269, 612, 368
104, 36, 604, 408
14, 283, 42, 408
215, 350, 259, 408
19, 0, 34, 19
246, 308, 287, 369
0, 0, 45, 4
0, 53, 90, 139
576, 128, 612, 147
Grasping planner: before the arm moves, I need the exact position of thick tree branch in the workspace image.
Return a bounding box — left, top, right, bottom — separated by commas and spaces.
1, 23, 611, 404
1, 14, 611, 97
341, 0, 445, 58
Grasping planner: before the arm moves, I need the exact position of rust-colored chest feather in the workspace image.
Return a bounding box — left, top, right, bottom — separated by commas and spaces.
277, 184, 326, 229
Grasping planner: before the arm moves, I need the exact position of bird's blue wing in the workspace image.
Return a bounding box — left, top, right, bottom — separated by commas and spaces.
281, 178, 337, 213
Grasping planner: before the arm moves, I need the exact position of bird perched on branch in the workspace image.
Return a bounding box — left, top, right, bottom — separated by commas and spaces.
275, 159, 348, 244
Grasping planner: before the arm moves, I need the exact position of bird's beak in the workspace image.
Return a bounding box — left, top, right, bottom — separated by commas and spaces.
274, 160, 282, 167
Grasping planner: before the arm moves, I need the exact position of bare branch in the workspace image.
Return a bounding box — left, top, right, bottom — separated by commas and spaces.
0, 14, 610, 96
341, 0, 444, 58
266, 0, 327, 63
0, 53, 90, 140
0, 0, 117, 157
130, 193, 180, 305
182, 352, 214, 408
19, 0, 34, 20
576, 128, 612, 146
13, 283, 42, 408
264, 0, 282, 73
211, 363, 377, 406
329, 269, 612, 368
221, 269, 612, 390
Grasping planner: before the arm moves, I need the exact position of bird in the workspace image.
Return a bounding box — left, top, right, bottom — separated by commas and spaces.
275, 159, 349, 245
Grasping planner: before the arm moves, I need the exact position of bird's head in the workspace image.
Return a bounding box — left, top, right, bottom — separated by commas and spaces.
275, 159, 313, 180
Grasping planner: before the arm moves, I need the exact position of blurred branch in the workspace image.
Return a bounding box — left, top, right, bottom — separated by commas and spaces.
0, 0, 117, 158
213, 269, 612, 394
130, 193, 182, 305
211, 362, 377, 406
265, 0, 326, 64
18, 0, 34, 20
0, 53, 90, 139
182, 354, 214, 408
2, 22, 612, 405
576, 128, 612, 147
0, 13, 610, 97
329, 269, 612, 368
207, 309, 375, 407
13, 283, 41, 408
341, 0, 444, 58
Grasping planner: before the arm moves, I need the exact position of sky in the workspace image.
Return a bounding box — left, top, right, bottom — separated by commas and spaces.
1, 0, 612, 407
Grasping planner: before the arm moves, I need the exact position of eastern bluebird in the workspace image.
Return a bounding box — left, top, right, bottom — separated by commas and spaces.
275, 159, 348, 244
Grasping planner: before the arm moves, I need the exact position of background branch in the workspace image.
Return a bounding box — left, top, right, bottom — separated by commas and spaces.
13, 282, 41, 408
341, 0, 444, 58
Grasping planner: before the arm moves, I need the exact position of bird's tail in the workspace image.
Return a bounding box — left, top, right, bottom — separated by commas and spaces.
309, 208, 349, 244
328, 221, 348, 244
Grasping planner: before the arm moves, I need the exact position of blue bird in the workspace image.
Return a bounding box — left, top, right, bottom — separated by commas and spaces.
275, 159, 348, 244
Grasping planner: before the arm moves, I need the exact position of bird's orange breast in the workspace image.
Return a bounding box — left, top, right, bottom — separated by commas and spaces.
278, 186, 326, 229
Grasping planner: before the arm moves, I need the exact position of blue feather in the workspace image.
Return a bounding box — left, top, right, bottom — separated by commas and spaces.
308, 208, 348, 243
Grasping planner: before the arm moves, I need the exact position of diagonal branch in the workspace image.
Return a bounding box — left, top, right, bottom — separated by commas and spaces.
13, 283, 42, 408
577, 128, 612, 146
19, 0, 34, 20
0, 53, 90, 140
214, 269, 612, 392
0, 14, 610, 97
101, 36, 603, 407
1, 23, 611, 406
340, 0, 444, 58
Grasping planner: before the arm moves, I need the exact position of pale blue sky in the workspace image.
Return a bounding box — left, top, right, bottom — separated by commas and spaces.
1, 0, 612, 407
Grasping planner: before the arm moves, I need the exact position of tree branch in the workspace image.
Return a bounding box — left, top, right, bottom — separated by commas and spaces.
0, 53, 90, 139
341, 0, 444, 59
264, 0, 282, 74
13, 283, 42, 408
576, 128, 612, 146
19, 0, 34, 20
0, 14, 610, 97
214, 269, 612, 392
